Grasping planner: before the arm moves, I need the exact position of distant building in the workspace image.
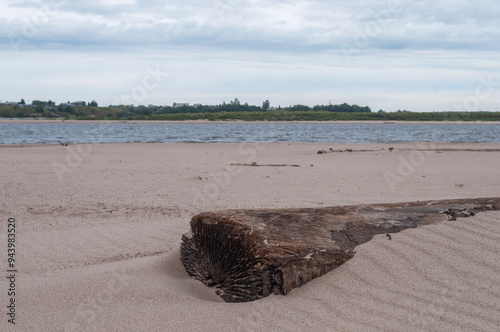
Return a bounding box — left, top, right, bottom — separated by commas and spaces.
193, 103, 202, 107
60, 101, 86, 107
70, 101, 86, 106
174, 103, 189, 108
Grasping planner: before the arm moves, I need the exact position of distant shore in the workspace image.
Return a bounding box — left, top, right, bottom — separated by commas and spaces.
2, 119, 500, 125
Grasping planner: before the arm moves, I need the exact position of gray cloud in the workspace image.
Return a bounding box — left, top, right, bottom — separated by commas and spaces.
2, 0, 499, 53
1, 0, 499, 111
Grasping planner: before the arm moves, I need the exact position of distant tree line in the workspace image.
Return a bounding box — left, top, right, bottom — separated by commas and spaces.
127, 110, 500, 122
0, 99, 98, 118
119, 99, 371, 115
1, 98, 499, 121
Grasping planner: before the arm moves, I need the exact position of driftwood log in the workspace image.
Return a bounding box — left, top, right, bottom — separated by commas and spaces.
180, 198, 500, 302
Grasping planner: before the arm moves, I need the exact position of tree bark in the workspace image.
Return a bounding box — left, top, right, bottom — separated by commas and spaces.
180, 198, 500, 302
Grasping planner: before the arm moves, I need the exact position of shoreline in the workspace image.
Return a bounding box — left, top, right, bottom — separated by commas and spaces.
1, 119, 500, 125
3, 142, 500, 149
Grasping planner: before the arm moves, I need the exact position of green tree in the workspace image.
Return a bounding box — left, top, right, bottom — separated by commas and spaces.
32, 100, 45, 106
89, 100, 98, 107
19, 99, 26, 105
262, 100, 270, 111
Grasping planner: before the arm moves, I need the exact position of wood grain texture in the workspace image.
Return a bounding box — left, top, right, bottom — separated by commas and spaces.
181, 198, 500, 302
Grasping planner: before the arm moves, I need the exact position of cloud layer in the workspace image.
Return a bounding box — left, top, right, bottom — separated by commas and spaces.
1, 0, 499, 111
3, 0, 500, 52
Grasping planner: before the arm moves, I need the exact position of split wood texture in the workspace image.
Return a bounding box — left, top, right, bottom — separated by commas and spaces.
180, 197, 500, 303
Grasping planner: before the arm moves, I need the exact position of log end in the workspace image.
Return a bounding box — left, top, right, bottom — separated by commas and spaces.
180, 198, 500, 302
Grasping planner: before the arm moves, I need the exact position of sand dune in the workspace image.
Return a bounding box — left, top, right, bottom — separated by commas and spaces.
1, 143, 499, 331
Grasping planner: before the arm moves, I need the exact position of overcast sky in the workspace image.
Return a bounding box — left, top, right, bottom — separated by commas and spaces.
1, 0, 500, 111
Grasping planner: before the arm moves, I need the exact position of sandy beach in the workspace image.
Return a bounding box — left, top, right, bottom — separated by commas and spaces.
1, 142, 499, 331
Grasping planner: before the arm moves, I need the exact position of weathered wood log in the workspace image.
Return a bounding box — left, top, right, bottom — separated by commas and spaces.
180, 198, 500, 303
